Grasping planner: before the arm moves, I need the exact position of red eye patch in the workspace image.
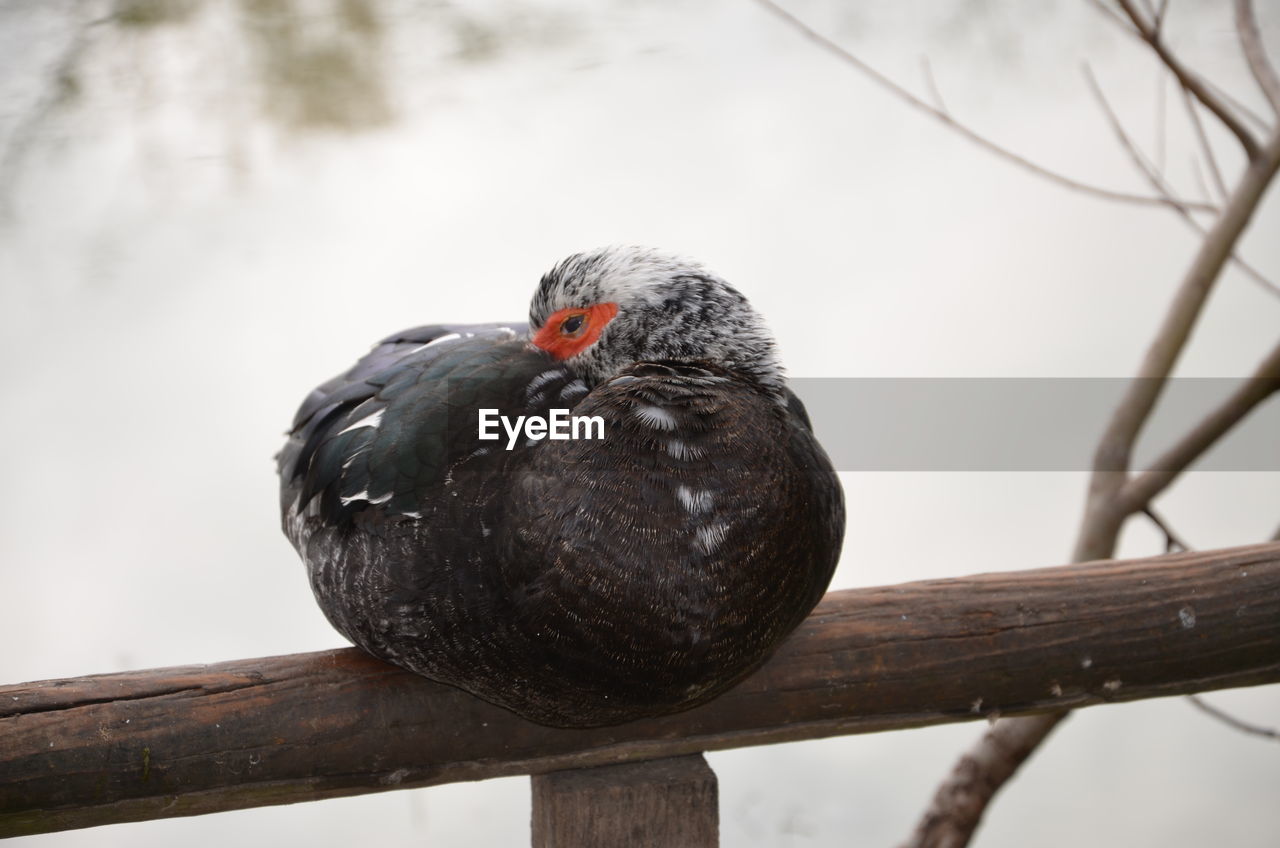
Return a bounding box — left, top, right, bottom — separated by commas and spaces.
532, 302, 619, 360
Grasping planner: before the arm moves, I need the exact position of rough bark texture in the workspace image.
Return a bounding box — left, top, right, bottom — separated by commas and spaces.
531, 754, 718, 847
2, 542, 1278, 837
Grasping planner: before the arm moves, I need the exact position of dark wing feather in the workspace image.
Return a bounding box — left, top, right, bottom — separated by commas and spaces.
280, 322, 588, 529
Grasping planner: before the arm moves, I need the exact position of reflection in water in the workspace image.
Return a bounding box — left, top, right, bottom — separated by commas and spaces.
239, 0, 391, 131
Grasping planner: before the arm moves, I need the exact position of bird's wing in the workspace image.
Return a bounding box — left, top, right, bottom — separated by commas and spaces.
278, 322, 583, 528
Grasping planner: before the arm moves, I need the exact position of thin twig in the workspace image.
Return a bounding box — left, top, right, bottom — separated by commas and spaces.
1234, 0, 1280, 116
1142, 506, 1190, 552
1155, 71, 1168, 176
1189, 155, 1214, 205
1083, 64, 1280, 298
748, 0, 1217, 212
1084, 64, 1188, 206
920, 56, 949, 115
1153, 0, 1171, 35
1116, 0, 1262, 159
1087, 0, 1136, 33
1187, 694, 1280, 741
1181, 85, 1230, 201
1120, 337, 1280, 511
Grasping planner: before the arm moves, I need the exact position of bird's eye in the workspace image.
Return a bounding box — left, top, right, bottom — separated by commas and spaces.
560, 313, 587, 337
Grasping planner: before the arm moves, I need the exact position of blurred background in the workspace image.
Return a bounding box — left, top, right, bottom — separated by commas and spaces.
1, 0, 1277, 845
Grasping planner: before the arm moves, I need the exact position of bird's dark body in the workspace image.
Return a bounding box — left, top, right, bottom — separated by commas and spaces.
279, 255, 844, 727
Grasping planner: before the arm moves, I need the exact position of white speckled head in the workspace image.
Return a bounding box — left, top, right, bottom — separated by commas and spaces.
529, 246, 784, 396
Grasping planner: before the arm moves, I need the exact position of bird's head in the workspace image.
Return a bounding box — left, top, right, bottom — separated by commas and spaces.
529, 246, 784, 397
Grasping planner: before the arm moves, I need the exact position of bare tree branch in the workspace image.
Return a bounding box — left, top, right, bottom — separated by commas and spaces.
1092, 0, 1272, 133
1120, 337, 1280, 510
1181, 85, 1230, 202
1076, 129, 1280, 557
1187, 694, 1280, 741
901, 94, 1280, 848
900, 715, 1066, 848
1083, 64, 1280, 298
747, 0, 1217, 212
1115, 0, 1263, 159
1234, 0, 1280, 116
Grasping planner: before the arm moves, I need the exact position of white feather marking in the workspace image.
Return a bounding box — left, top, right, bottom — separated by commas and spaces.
409, 332, 460, 353
676, 485, 713, 515
402, 511, 422, 519
694, 522, 729, 554
340, 447, 369, 470
634, 404, 677, 430
526, 369, 563, 395
339, 489, 392, 506
665, 439, 703, 461
337, 408, 384, 435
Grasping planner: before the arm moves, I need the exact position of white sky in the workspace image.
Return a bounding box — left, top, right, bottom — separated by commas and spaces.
1, 1, 1277, 846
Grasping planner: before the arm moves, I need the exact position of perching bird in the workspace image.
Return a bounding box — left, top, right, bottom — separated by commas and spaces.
278, 246, 844, 727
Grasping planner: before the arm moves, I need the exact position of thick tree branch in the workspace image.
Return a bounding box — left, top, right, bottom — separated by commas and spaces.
1115, 0, 1262, 159
900, 715, 1067, 848
1234, 0, 1280, 117
748, 0, 1217, 212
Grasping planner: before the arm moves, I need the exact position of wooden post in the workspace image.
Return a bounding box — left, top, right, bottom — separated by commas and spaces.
532, 754, 718, 847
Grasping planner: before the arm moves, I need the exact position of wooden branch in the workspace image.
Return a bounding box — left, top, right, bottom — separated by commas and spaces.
1116, 0, 1262, 159
1235, 0, 1280, 117
2, 543, 1278, 838
747, 0, 1217, 212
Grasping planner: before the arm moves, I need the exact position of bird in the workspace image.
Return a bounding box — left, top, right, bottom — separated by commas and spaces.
278, 246, 844, 727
